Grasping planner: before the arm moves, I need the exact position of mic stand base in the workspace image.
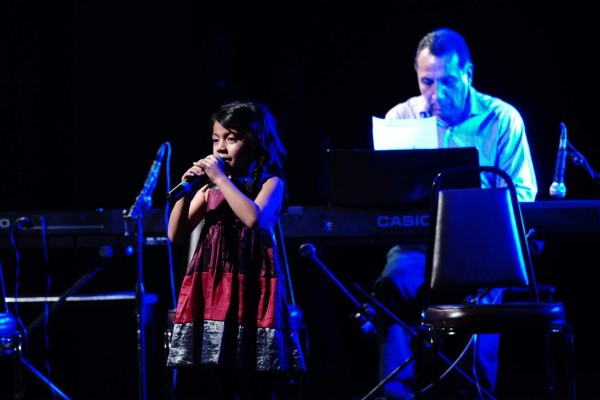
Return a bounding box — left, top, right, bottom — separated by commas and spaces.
3, 331, 71, 400
360, 355, 415, 400
5, 259, 111, 399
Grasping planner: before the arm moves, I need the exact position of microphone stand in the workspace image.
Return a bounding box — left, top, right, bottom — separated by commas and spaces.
298, 243, 494, 400
123, 209, 149, 400
568, 141, 600, 185
298, 243, 376, 335
123, 142, 167, 400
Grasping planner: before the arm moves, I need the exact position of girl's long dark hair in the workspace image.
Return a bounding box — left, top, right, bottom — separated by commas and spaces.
210, 100, 288, 207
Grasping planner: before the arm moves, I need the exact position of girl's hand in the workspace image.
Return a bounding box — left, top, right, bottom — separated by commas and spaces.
193, 155, 226, 182
181, 162, 205, 182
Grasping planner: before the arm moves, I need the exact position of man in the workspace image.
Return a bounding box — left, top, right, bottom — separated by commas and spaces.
373, 28, 538, 399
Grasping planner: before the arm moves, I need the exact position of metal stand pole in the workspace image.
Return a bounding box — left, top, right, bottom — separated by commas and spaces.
26, 258, 112, 333
124, 142, 168, 400
124, 201, 152, 400
20, 356, 71, 399
133, 213, 148, 400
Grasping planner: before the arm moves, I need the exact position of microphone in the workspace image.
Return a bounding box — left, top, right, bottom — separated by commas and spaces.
549, 123, 568, 199
124, 142, 168, 219
167, 155, 224, 203
299, 243, 317, 259
139, 143, 167, 208
15, 216, 33, 230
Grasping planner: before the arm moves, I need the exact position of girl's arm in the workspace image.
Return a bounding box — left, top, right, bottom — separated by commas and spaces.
167, 163, 210, 244
211, 173, 283, 229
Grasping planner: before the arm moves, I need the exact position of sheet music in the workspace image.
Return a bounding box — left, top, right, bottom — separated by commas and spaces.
372, 116, 438, 150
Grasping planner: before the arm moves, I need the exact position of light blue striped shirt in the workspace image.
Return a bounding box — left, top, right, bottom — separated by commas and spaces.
385, 87, 538, 202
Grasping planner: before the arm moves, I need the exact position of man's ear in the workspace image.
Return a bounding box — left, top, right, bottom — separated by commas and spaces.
465, 62, 474, 84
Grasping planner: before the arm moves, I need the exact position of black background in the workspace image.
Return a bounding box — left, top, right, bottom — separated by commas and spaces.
1, 1, 600, 211
1, 1, 599, 399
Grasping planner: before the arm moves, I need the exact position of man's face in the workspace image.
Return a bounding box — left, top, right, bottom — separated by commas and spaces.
416, 48, 473, 126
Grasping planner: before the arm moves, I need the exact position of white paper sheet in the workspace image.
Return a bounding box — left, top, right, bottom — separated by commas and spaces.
372, 116, 438, 150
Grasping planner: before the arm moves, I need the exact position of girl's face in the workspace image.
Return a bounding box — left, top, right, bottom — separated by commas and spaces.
212, 121, 253, 175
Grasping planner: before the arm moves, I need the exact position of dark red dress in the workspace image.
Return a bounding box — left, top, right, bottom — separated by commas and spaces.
167, 186, 306, 373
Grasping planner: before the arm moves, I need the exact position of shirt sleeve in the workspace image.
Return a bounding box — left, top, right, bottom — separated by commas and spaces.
495, 107, 538, 202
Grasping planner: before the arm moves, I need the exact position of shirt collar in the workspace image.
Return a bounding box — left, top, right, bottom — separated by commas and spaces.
419, 86, 483, 124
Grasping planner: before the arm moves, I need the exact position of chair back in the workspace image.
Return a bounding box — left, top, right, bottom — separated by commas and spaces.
425, 166, 539, 304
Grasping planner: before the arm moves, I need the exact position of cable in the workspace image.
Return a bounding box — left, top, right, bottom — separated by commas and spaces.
409, 335, 479, 400
38, 217, 58, 399
10, 221, 29, 358
163, 141, 177, 309
412, 289, 502, 399
0, 260, 8, 314
161, 141, 179, 396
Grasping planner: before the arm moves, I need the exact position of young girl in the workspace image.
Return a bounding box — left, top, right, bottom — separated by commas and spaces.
166, 100, 306, 400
